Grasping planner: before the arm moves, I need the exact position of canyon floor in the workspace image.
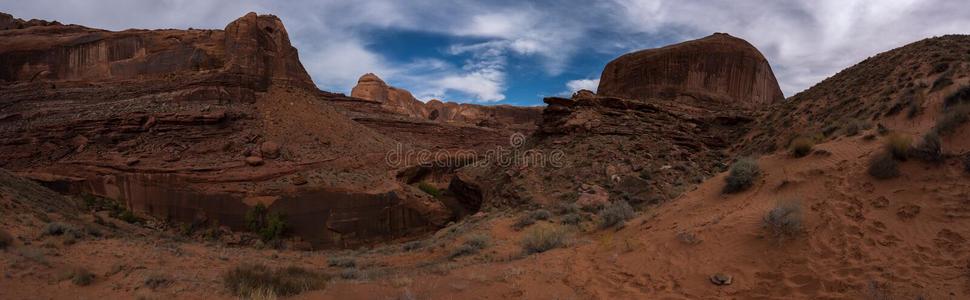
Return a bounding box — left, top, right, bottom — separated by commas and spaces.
3, 130, 970, 299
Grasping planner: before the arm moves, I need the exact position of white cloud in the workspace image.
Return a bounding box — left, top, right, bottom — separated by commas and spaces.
566, 78, 600, 93
3, 0, 970, 101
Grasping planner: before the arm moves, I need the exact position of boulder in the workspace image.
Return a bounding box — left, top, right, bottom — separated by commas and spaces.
260, 141, 280, 159
244, 156, 264, 166
598, 33, 783, 110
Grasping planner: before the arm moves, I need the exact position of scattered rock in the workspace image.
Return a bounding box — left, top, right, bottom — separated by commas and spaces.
291, 174, 307, 185
244, 156, 264, 166
576, 184, 609, 211
710, 273, 733, 286
897, 205, 921, 220
260, 141, 281, 159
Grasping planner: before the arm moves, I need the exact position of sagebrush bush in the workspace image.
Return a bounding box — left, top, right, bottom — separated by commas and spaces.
401, 240, 424, 252
943, 86, 970, 108
910, 131, 942, 162
447, 233, 491, 259
223, 263, 328, 298
43, 222, 80, 238
0, 228, 12, 249
868, 153, 899, 179
417, 182, 441, 197
597, 200, 634, 229
843, 119, 868, 136
885, 133, 912, 160
529, 209, 552, 221
327, 256, 357, 268
555, 202, 580, 215
71, 267, 95, 286
763, 199, 803, 240
512, 214, 536, 230
934, 105, 970, 135
521, 224, 566, 255
723, 158, 761, 194
789, 136, 814, 157
560, 213, 582, 225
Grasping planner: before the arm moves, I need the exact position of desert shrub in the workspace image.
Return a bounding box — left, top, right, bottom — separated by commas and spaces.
144, 274, 172, 290
906, 100, 922, 119
560, 213, 582, 225
0, 228, 12, 249
943, 85, 970, 108
597, 200, 634, 229
843, 119, 868, 136
327, 256, 356, 268
934, 105, 970, 135
868, 153, 900, 179
910, 131, 942, 162
447, 233, 491, 259
339, 268, 360, 280
223, 263, 328, 298
43, 222, 80, 238
789, 137, 814, 157
114, 210, 143, 224
931, 76, 953, 91
71, 268, 95, 286
723, 158, 761, 194
245, 204, 287, 242
401, 240, 425, 252
554, 202, 580, 215
885, 133, 912, 160
512, 214, 536, 230
464, 233, 490, 249
763, 199, 803, 240
529, 209, 552, 221
521, 224, 567, 255
417, 182, 441, 197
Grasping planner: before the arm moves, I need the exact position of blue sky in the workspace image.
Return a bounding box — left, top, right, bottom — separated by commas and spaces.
3, 1, 969, 106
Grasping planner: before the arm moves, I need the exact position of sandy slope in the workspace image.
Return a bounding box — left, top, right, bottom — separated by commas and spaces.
6, 128, 968, 299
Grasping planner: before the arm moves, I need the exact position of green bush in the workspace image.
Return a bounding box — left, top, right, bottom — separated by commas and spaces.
597, 200, 634, 229
417, 182, 441, 197
789, 136, 814, 157
868, 153, 899, 179
763, 199, 803, 240
223, 263, 328, 298
723, 158, 761, 194
521, 224, 566, 255
245, 204, 287, 242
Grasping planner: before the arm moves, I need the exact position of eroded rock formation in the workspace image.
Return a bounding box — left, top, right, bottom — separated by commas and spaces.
348, 73, 541, 133
454, 34, 778, 210
0, 12, 449, 247
598, 33, 784, 110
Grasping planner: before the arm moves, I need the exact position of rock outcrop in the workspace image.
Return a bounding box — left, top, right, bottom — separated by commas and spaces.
347, 73, 541, 133
0, 12, 449, 247
598, 33, 784, 110
454, 34, 777, 210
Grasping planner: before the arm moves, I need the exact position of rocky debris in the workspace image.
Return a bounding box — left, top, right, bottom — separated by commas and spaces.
244, 156, 264, 166
260, 141, 281, 159
576, 184, 610, 211
598, 33, 784, 110
710, 273, 733, 285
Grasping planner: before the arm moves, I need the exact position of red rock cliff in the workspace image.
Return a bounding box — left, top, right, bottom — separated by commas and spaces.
598, 33, 784, 109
